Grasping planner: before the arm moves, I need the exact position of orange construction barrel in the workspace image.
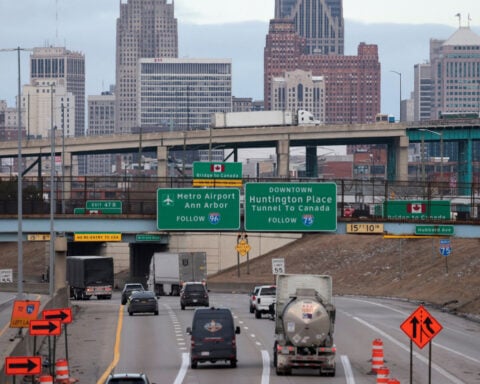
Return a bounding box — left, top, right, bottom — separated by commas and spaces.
55, 359, 69, 380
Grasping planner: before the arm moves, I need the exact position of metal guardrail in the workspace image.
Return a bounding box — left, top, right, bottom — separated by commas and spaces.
0, 176, 478, 222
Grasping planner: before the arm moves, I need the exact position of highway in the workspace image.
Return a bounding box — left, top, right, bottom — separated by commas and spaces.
21, 292, 477, 384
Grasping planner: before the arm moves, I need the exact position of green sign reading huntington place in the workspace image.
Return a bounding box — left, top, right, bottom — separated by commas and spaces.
157, 188, 240, 230
244, 182, 337, 232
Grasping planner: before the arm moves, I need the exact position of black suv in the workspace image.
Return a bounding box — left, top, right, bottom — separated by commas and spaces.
121, 283, 145, 305
180, 282, 209, 310
187, 307, 241, 368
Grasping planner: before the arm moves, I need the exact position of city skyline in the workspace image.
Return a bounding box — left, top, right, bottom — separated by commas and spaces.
0, 1, 478, 118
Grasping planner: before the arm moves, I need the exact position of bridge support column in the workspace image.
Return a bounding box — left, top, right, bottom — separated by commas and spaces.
156, 146, 168, 179
276, 139, 290, 178
305, 146, 318, 177
394, 136, 409, 181
458, 139, 473, 194
62, 151, 72, 201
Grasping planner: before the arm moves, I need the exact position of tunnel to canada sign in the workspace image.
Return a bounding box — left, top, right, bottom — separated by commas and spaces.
157, 188, 240, 230
244, 182, 337, 232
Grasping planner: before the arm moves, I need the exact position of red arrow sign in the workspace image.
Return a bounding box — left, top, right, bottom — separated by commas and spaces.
400, 305, 443, 349
42, 307, 73, 324
29, 319, 62, 336
5, 356, 42, 375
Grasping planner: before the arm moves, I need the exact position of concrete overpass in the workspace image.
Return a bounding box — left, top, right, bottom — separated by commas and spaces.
1, 119, 479, 184
0, 121, 410, 181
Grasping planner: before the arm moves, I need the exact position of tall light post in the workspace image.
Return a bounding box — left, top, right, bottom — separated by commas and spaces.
390, 70, 402, 121
0, 47, 31, 298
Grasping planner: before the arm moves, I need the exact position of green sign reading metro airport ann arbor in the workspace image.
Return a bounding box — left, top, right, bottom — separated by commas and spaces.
157, 188, 240, 230
244, 182, 337, 232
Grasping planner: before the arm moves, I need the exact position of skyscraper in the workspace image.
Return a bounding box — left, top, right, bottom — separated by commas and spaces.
264, 19, 380, 123
429, 27, 480, 119
30, 47, 85, 137
115, 0, 178, 135
138, 58, 232, 131
275, 0, 344, 55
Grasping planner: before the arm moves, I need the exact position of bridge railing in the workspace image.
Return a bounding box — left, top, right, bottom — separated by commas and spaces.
0, 175, 478, 222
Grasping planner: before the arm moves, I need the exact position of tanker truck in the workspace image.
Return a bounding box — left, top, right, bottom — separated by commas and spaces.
273, 274, 336, 376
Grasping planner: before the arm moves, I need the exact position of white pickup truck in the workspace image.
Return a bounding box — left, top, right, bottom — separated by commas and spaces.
253, 285, 276, 319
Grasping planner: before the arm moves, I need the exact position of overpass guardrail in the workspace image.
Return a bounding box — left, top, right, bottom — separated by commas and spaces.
1, 175, 479, 223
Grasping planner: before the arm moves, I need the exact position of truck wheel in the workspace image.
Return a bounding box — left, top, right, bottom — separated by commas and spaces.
249, 305, 254, 314
255, 309, 261, 319
273, 342, 278, 367
230, 359, 237, 368
181, 304, 185, 310
191, 360, 197, 369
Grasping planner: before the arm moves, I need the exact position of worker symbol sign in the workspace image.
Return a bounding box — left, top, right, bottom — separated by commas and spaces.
400, 305, 443, 349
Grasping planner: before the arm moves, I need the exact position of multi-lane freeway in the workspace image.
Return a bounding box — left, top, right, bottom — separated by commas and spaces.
35, 292, 478, 384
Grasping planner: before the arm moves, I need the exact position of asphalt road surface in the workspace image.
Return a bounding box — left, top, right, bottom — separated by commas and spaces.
4, 292, 478, 383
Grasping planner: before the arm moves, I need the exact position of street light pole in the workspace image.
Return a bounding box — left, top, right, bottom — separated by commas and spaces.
1, 47, 32, 298
390, 71, 402, 121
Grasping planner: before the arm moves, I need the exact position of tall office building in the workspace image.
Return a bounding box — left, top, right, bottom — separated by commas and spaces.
264, 19, 380, 123
271, 69, 325, 123
87, 90, 116, 175
115, 0, 178, 135
413, 63, 433, 121
275, 0, 344, 55
138, 58, 232, 131
429, 27, 480, 118
22, 79, 76, 139
30, 47, 85, 137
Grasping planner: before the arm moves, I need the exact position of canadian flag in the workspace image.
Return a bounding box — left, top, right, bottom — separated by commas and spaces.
407, 203, 426, 214
211, 164, 225, 173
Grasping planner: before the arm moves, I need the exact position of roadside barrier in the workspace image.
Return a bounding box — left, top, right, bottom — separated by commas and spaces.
376, 365, 390, 384
55, 359, 69, 380
370, 338, 384, 373
39, 376, 53, 384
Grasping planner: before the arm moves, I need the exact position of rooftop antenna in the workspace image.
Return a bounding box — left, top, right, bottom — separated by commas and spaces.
455, 13, 462, 28
55, 0, 59, 43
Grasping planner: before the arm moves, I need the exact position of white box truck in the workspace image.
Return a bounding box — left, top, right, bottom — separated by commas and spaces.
147, 252, 207, 296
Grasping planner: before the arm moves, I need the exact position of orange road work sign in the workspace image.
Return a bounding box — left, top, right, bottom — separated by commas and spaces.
400, 305, 443, 349
43, 307, 73, 324
5, 356, 42, 375
10, 300, 40, 328
29, 319, 62, 336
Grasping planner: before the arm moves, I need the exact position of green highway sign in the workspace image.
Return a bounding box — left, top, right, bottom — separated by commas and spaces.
74, 208, 85, 214
384, 200, 450, 220
136, 234, 164, 242
193, 162, 242, 179
157, 188, 240, 230
415, 225, 455, 236
86, 200, 122, 211
244, 182, 337, 232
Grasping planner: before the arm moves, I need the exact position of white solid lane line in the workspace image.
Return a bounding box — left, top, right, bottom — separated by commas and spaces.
173, 352, 189, 384
261, 350, 270, 384
341, 354, 356, 384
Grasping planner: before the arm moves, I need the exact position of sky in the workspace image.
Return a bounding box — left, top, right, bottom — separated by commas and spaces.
0, 0, 479, 120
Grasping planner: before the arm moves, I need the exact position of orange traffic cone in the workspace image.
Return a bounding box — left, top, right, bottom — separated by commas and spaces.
376, 365, 390, 384
39, 376, 54, 384
371, 338, 384, 373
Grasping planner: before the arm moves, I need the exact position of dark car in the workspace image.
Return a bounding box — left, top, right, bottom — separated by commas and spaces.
127, 290, 159, 316
187, 307, 241, 368
180, 282, 209, 310
104, 372, 153, 383
121, 283, 145, 305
